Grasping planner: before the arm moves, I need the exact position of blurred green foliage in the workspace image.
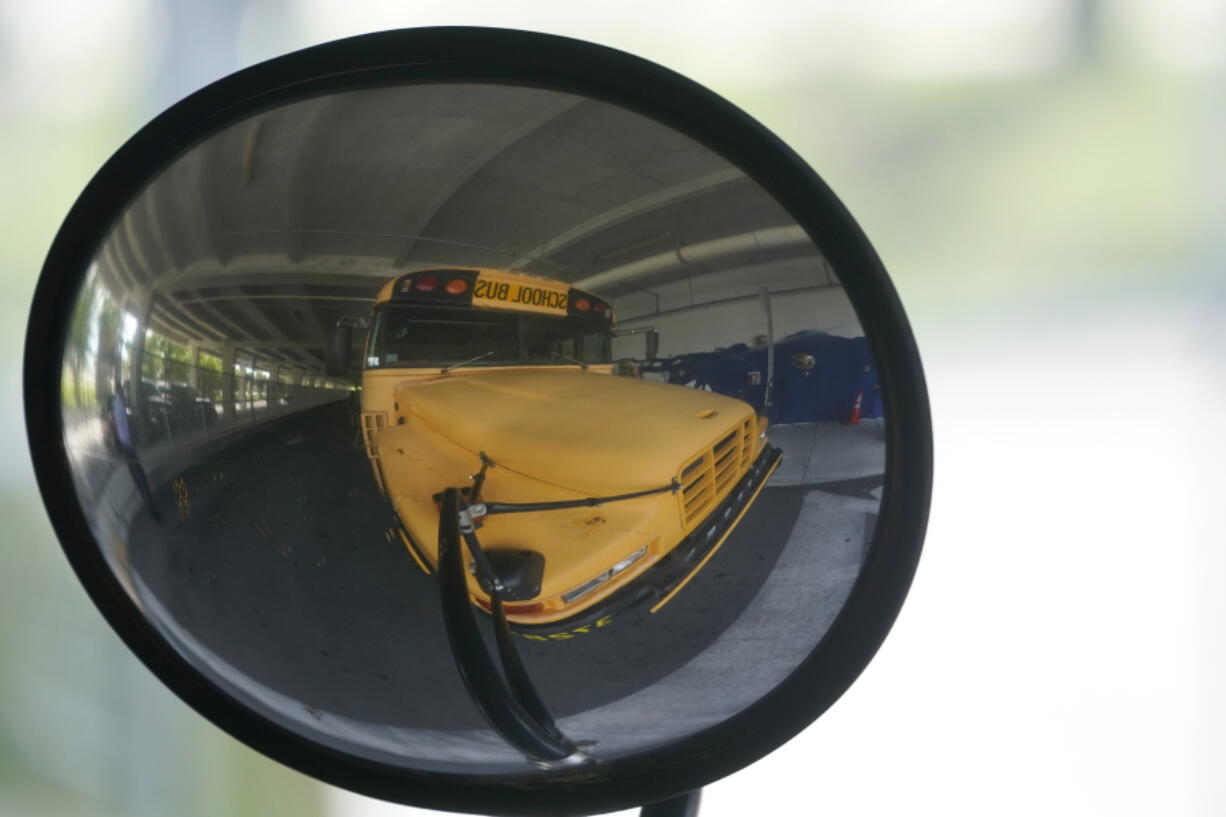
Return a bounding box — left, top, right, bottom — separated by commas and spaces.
721, 64, 1208, 311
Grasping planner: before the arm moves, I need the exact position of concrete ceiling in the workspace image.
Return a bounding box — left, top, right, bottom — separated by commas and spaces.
92, 83, 826, 371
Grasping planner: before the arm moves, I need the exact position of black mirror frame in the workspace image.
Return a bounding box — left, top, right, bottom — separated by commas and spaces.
24, 26, 932, 817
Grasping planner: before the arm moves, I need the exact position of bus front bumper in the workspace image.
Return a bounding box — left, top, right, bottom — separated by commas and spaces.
507, 444, 783, 640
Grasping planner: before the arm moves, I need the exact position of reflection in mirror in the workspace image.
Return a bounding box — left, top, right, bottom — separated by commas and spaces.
59, 83, 885, 773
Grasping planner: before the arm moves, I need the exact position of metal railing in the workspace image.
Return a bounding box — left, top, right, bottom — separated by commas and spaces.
129, 355, 347, 453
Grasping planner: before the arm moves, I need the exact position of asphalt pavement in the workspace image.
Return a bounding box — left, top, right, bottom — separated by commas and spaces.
126, 402, 809, 733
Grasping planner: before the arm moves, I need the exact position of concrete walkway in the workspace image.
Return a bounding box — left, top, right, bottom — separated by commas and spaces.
768, 420, 886, 485
62, 393, 348, 584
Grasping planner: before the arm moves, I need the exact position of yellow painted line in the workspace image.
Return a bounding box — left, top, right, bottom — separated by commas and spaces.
649, 455, 781, 614
397, 527, 431, 575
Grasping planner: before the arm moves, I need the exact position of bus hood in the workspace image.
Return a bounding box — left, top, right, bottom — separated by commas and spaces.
395, 369, 755, 495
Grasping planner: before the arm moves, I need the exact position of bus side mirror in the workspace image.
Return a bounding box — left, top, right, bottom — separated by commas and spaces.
325, 323, 352, 378
26, 27, 932, 817
645, 329, 660, 360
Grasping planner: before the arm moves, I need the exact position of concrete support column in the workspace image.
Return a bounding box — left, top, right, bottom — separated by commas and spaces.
221, 345, 236, 425
127, 290, 156, 400
272, 363, 283, 409
292, 367, 303, 400
187, 343, 201, 391
241, 353, 254, 418
94, 299, 122, 409
250, 355, 262, 412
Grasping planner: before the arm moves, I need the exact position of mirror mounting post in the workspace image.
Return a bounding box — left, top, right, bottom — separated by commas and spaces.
611, 326, 661, 360
640, 790, 702, 817
470, 451, 494, 503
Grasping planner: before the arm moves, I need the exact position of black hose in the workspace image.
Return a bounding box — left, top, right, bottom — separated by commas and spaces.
483, 480, 678, 516
436, 488, 576, 762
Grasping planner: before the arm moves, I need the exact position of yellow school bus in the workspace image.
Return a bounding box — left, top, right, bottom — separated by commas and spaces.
337, 266, 780, 636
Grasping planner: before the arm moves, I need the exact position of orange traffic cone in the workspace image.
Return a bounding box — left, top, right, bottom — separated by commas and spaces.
844, 391, 863, 425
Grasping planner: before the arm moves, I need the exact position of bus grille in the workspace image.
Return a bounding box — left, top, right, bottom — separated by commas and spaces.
360, 411, 387, 458
678, 417, 754, 527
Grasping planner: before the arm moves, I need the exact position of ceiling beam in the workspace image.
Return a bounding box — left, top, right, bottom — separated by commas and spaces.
148, 301, 226, 346
232, 339, 327, 351
145, 170, 190, 274
220, 287, 303, 350
196, 132, 232, 266
103, 224, 143, 298
574, 224, 817, 296
175, 293, 259, 346
393, 95, 584, 268
156, 266, 395, 295
174, 293, 374, 305
284, 98, 344, 265
509, 168, 748, 271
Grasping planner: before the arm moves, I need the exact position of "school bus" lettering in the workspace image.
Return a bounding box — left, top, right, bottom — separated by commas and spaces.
474, 278, 568, 311
516, 614, 614, 640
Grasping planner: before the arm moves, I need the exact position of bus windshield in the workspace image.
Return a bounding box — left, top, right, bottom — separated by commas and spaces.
365, 304, 613, 369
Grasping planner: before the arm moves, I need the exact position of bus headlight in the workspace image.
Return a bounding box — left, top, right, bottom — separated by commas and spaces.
561, 545, 647, 604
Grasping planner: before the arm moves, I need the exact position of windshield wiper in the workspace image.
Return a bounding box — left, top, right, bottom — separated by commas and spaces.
443, 350, 495, 373
548, 351, 588, 369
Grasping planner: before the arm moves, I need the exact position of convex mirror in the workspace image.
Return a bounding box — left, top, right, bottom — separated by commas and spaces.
26, 27, 932, 817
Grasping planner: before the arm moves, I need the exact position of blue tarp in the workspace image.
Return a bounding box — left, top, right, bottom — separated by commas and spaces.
643, 331, 882, 424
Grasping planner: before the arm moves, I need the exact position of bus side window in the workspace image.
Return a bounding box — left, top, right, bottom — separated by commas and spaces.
580, 334, 603, 362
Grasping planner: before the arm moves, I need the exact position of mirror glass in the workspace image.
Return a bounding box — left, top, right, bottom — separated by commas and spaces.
57, 83, 885, 773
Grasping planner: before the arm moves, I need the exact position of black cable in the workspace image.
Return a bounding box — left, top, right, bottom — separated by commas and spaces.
456, 503, 580, 744
489, 592, 570, 746
436, 488, 576, 762
483, 480, 679, 516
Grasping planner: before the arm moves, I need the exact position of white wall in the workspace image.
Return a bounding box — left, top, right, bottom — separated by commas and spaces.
610, 256, 863, 359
